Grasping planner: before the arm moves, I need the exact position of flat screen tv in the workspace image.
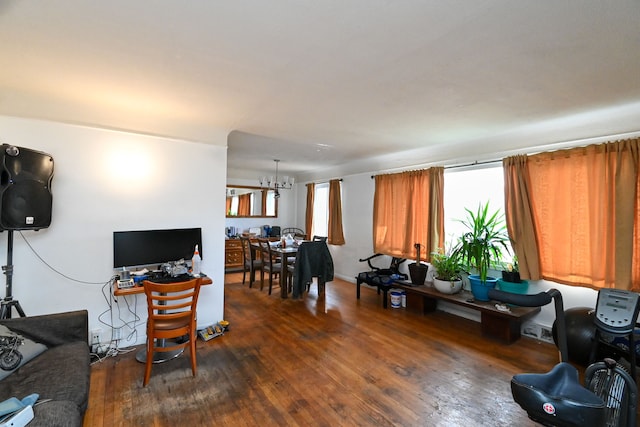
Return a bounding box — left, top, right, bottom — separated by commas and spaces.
113, 227, 202, 269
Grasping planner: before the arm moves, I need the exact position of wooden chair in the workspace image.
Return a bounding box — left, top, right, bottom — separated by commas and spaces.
287, 237, 326, 291
257, 238, 286, 295
240, 236, 262, 287
142, 278, 201, 386
291, 240, 334, 298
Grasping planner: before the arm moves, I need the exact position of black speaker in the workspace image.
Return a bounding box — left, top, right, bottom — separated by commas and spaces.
0, 144, 54, 230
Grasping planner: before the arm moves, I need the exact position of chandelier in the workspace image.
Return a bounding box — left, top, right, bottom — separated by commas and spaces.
258, 159, 294, 198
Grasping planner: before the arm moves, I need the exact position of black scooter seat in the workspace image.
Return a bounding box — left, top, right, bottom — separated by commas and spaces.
511, 362, 605, 427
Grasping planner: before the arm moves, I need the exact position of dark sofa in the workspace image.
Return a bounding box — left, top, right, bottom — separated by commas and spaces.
0, 310, 90, 426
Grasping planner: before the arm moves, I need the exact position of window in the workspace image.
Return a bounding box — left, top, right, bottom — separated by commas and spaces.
443, 165, 512, 262
311, 183, 329, 238
229, 196, 239, 216
265, 192, 276, 216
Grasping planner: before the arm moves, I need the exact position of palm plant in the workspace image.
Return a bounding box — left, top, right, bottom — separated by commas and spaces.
453, 202, 510, 283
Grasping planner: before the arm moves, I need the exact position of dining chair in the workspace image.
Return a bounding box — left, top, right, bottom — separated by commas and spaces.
298, 235, 328, 287
142, 278, 201, 386
291, 240, 334, 298
257, 238, 285, 295
240, 236, 262, 287
282, 227, 307, 240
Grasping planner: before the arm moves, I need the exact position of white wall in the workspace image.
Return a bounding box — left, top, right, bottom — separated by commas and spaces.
0, 116, 228, 347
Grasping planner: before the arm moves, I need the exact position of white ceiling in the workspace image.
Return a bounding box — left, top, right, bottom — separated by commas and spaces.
1, 1, 639, 182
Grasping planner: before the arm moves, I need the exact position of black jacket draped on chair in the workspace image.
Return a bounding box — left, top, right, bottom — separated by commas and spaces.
292, 241, 334, 298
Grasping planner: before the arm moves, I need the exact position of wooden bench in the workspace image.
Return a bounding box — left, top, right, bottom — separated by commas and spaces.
392, 281, 540, 344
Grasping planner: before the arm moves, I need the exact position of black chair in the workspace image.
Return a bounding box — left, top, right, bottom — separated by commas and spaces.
312, 235, 328, 242
356, 254, 407, 308
291, 240, 334, 298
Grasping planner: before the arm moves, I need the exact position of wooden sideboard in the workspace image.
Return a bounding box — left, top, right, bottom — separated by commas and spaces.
225, 239, 243, 271
225, 236, 280, 272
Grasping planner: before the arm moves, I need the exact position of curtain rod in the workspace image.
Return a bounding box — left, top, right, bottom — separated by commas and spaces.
370, 159, 502, 178
310, 178, 343, 184
444, 158, 502, 170
369, 129, 640, 179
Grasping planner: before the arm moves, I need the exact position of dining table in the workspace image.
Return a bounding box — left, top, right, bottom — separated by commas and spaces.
252, 241, 298, 298
272, 246, 299, 298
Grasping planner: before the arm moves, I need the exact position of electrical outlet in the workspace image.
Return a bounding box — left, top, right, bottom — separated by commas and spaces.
539, 326, 554, 343
113, 327, 121, 341
90, 328, 101, 345
522, 323, 540, 339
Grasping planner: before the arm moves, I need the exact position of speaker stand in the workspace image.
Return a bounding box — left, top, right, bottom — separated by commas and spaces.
1, 230, 26, 319
0, 298, 25, 319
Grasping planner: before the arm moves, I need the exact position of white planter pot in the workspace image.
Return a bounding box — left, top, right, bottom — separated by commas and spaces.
433, 278, 463, 294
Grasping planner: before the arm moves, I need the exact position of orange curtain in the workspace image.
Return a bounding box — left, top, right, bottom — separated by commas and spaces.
238, 194, 251, 216
504, 138, 639, 291
261, 190, 268, 216
305, 183, 315, 239
503, 155, 542, 280
226, 197, 232, 215
373, 167, 444, 260
328, 179, 345, 245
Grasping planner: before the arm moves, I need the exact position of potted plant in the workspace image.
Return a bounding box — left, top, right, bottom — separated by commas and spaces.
453, 202, 510, 301
501, 256, 521, 283
408, 243, 429, 285
430, 248, 463, 294
498, 256, 529, 294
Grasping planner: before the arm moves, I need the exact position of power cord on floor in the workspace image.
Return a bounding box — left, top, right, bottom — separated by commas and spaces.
90, 344, 137, 365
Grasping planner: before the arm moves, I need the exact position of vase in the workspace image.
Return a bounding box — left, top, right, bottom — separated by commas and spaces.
433, 278, 463, 294
408, 263, 428, 285
468, 275, 498, 301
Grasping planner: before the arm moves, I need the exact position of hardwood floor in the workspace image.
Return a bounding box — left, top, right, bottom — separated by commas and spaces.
84, 273, 561, 426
